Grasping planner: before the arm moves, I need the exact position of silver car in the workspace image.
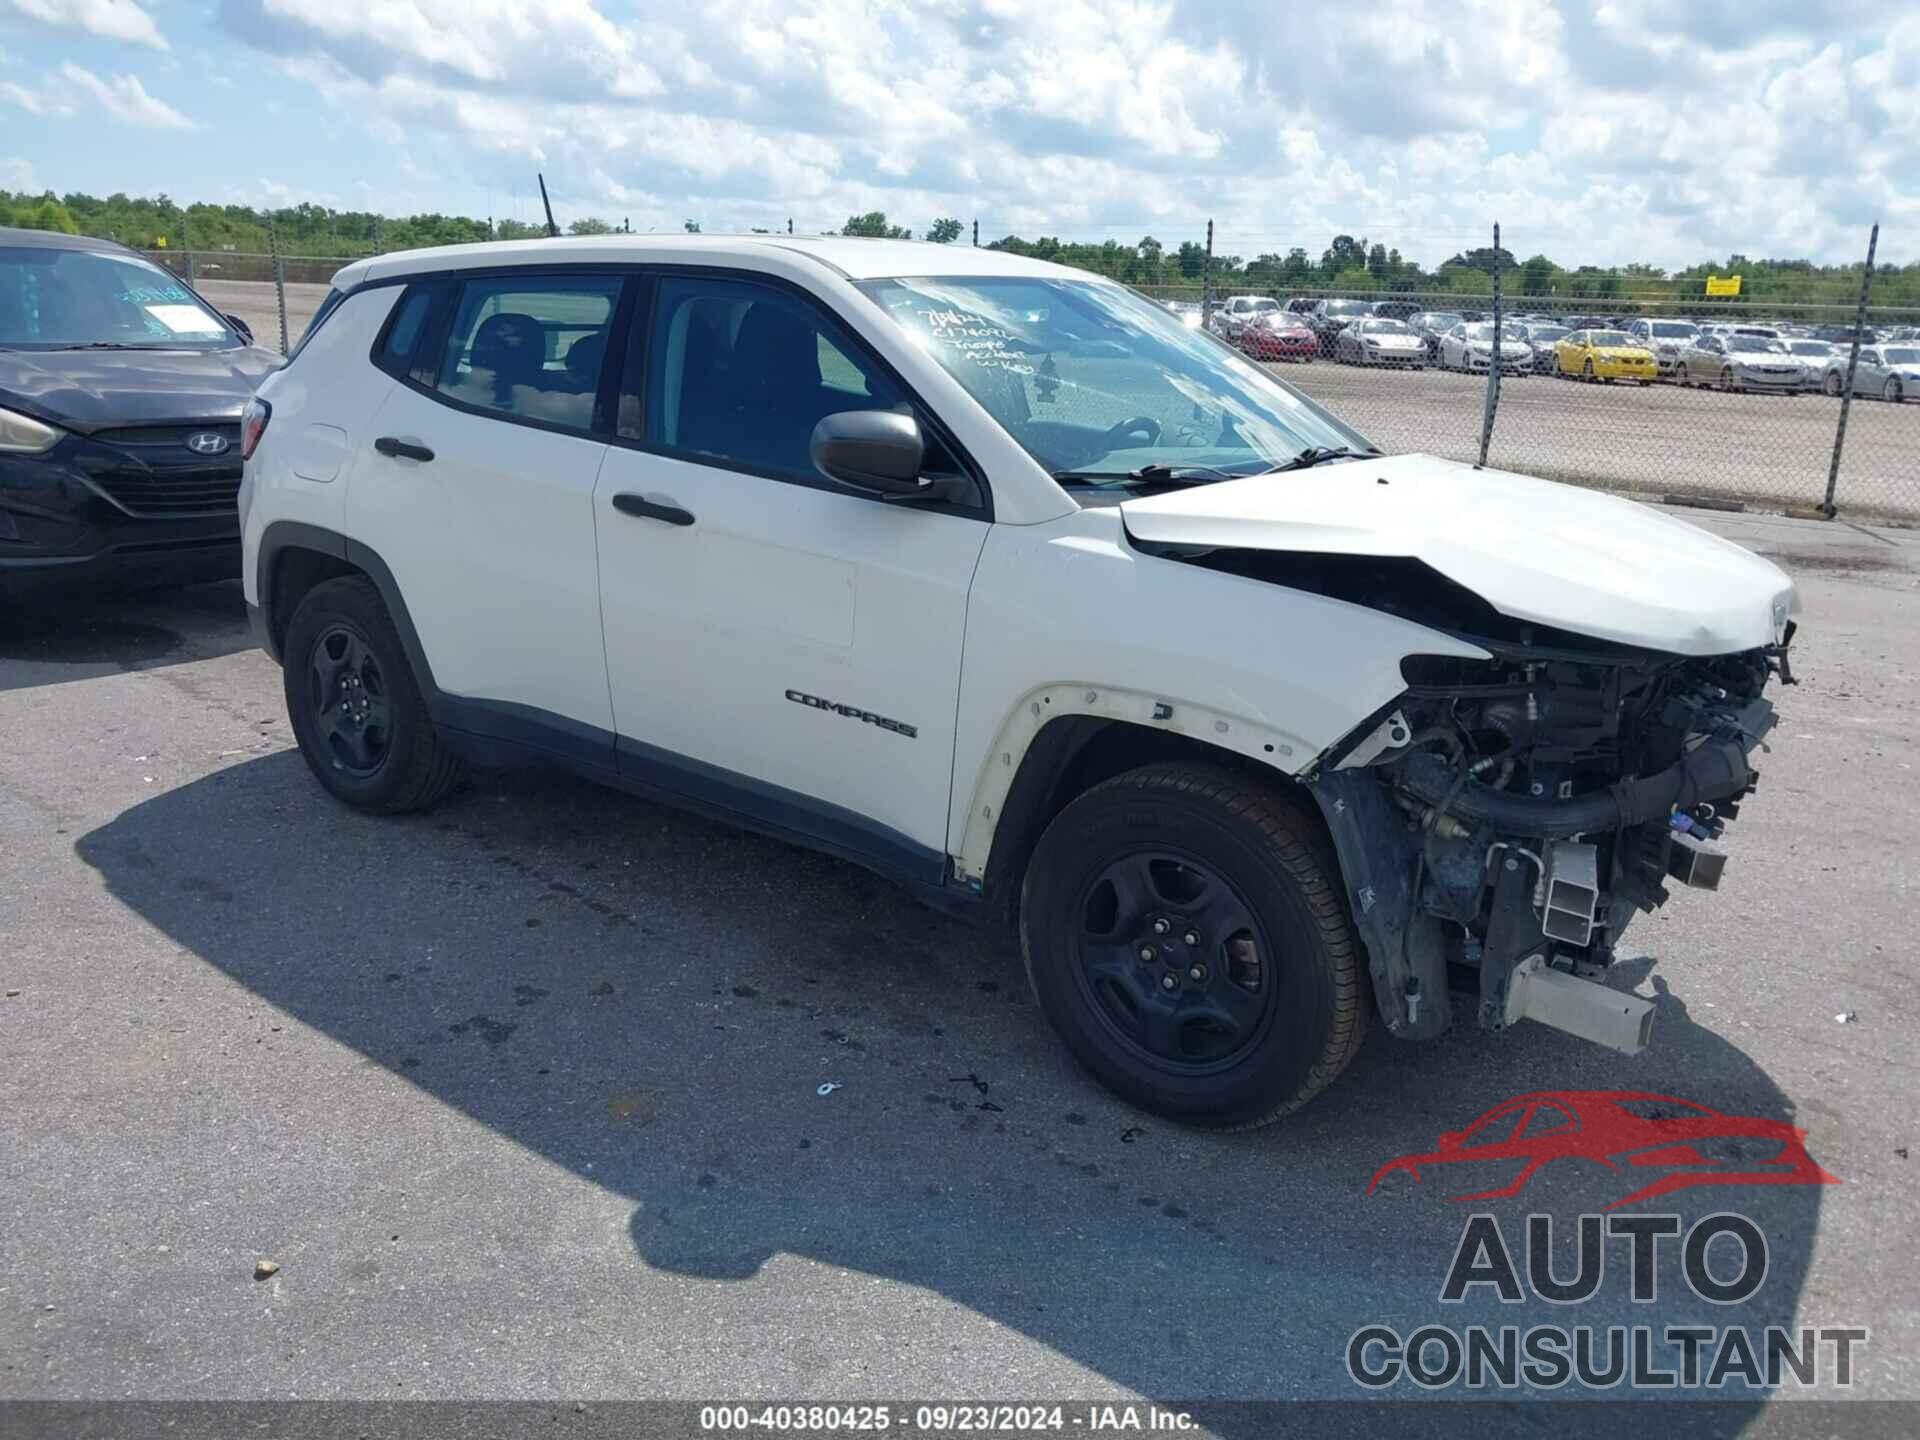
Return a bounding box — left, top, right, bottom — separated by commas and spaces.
1334, 317, 1427, 368
1437, 322, 1532, 375
1624, 318, 1702, 378
1673, 334, 1810, 393
1822, 344, 1920, 402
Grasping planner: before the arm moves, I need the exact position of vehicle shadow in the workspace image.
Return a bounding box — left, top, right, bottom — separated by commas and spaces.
77, 754, 1821, 1431
0, 580, 251, 693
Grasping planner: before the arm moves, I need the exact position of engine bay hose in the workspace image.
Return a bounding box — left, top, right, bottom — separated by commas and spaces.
1394, 740, 1752, 840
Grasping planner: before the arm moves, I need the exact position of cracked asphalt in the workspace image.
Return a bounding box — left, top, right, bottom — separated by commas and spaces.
1, 507, 1916, 1430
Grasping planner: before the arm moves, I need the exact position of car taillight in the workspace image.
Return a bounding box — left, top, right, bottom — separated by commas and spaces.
240, 397, 271, 460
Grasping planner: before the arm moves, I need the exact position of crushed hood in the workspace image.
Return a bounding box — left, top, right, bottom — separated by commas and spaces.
1120, 453, 1798, 656
0, 345, 280, 434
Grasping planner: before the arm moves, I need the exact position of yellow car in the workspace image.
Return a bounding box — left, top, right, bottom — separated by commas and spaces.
1554, 329, 1658, 384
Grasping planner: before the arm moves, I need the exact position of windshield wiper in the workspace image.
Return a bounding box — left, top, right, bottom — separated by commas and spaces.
51, 342, 153, 351
1271, 445, 1380, 471
1050, 462, 1250, 489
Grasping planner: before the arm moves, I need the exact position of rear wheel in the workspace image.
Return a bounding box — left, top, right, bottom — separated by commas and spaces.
1720, 366, 1737, 393
1020, 764, 1367, 1130
1887, 377, 1904, 404
283, 575, 461, 814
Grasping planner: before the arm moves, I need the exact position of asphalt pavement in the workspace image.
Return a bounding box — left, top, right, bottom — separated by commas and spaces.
1, 508, 1916, 1428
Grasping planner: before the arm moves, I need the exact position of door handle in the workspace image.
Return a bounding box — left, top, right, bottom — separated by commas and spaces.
611, 493, 695, 527
374, 436, 435, 463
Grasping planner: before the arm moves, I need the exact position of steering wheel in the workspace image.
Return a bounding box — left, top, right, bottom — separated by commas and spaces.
1099, 416, 1162, 450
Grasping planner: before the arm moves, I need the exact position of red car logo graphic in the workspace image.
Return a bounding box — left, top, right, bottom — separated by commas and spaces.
1367, 1090, 1839, 1210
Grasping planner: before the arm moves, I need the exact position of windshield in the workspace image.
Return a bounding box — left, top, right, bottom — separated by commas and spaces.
1651, 322, 1696, 336
1356, 319, 1411, 334
0, 246, 239, 350
1239, 298, 1279, 313
1589, 331, 1634, 347
1885, 348, 1920, 364
1419, 313, 1462, 330
1464, 324, 1512, 341
1322, 300, 1371, 317
1729, 337, 1786, 354
1788, 341, 1833, 356
1529, 327, 1569, 343
860, 276, 1373, 485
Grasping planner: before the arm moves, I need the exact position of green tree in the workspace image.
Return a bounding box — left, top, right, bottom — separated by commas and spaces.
683, 219, 701, 233
24, 199, 80, 234
1519, 254, 1558, 295
1320, 234, 1366, 280
926, 217, 962, 244
842, 211, 910, 238
1330, 266, 1378, 293
568, 217, 614, 236
1441, 266, 1492, 296
1440, 244, 1517, 276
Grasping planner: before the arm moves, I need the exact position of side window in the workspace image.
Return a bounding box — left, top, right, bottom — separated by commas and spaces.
431, 274, 623, 431
374, 286, 435, 378
637, 274, 917, 485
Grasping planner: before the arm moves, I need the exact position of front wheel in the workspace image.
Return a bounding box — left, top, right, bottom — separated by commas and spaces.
1582, 359, 1595, 382
1020, 764, 1368, 1130
1887, 378, 1905, 404
1824, 371, 1842, 397
1720, 366, 1737, 393
283, 575, 462, 814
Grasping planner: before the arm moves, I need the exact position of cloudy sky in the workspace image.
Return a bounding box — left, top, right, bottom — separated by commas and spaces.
2, 0, 1914, 269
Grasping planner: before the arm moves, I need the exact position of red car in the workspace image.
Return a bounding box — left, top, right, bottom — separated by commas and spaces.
1238, 314, 1315, 363
1367, 1091, 1838, 1210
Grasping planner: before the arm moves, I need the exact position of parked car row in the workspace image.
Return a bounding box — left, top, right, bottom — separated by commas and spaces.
1173, 292, 1917, 399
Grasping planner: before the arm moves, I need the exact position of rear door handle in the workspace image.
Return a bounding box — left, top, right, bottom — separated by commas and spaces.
612, 493, 695, 527
374, 436, 434, 463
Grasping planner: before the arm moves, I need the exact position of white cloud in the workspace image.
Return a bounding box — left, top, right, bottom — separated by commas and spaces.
58, 62, 196, 129
0, 156, 41, 190
214, 0, 1910, 268
1, 0, 167, 50
0, 78, 77, 115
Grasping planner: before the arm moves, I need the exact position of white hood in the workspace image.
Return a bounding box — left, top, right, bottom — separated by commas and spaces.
1121, 454, 1798, 656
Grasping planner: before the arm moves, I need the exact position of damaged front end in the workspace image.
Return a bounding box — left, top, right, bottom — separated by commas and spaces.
1306, 625, 1794, 1054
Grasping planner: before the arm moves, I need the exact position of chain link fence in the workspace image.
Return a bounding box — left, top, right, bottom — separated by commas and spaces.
144, 224, 1919, 524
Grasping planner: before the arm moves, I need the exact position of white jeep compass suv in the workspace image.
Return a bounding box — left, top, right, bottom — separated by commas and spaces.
240, 236, 1798, 1129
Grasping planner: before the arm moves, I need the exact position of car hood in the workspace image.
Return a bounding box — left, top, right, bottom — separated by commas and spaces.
0, 345, 281, 434
1120, 453, 1797, 656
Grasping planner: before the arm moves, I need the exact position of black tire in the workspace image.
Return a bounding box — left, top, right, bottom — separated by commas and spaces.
1824, 371, 1842, 397
282, 574, 461, 814
1886, 378, 1903, 404
1019, 763, 1367, 1130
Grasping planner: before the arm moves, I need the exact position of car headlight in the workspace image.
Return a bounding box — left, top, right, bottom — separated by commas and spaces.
0, 406, 60, 454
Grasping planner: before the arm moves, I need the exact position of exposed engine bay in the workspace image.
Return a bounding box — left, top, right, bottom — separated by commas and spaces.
1306, 612, 1792, 1052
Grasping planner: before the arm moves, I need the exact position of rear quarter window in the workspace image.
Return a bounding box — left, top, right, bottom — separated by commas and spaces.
286, 287, 346, 363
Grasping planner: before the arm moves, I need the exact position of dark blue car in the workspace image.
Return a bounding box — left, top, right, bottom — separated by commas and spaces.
0, 227, 282, 599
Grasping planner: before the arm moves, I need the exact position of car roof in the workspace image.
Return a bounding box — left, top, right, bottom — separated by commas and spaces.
330, 233, 1096, 290
0, 226, 138, 256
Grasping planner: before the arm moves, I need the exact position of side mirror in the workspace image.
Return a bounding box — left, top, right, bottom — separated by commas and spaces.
810, 410, 964, 502
225, 314, 255, 343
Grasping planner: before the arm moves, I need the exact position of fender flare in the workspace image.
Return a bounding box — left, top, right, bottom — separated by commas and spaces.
952, 681, 1314, 886
255, 520, 439, 703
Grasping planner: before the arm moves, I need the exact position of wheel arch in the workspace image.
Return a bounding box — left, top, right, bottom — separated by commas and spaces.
962, 687, 1328, 929
255, 521, 439, 703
